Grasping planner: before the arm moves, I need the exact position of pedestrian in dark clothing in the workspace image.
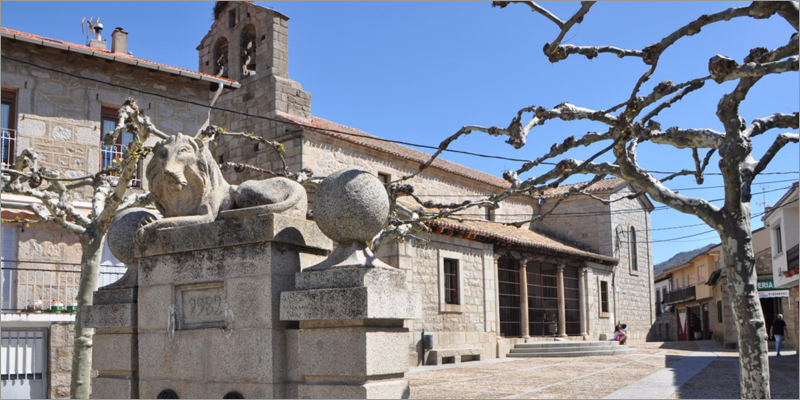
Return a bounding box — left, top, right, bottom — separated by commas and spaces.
770, 314, 787, 356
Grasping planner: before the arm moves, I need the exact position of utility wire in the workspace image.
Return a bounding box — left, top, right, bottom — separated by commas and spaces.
4, 56, 799, 177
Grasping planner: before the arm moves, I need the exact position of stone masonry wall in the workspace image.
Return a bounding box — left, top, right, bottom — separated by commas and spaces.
394, 235, 497, 365
532, 192, 612, 254
302, 131, 534, 222
48, 322, 75, 399
2, 38, 211, 197
609, 186, 654, 344
585, 263, 617, 340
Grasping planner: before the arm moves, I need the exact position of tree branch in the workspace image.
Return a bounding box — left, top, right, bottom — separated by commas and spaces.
743, 111, 799, 138
492, 1, 565, 28
709, 55, 798, 84
752, 133, 799, 177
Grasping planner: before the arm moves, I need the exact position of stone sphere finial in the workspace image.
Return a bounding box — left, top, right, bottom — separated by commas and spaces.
310, 169, 392, 270
107, 208, 160, 266
314, 169, 390, 243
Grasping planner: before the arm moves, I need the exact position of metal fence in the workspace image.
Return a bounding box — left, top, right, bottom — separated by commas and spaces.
1, 261, 125, 312
1, 127, 15, 168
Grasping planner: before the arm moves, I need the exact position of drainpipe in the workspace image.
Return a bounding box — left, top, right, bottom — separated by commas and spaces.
646, 210, 653, 327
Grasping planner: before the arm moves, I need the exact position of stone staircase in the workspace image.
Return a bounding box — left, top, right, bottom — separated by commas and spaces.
507, 341, 636, 358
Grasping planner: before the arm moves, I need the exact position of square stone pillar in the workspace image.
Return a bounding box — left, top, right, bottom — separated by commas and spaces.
83, 285, 139, 399
280, 266, 421, 399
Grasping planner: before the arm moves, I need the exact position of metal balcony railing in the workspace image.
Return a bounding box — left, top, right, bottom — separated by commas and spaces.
788, 244, 799, 272
663, 286, 696, 305
1, 127, 16, 169
1, 261, 125, 312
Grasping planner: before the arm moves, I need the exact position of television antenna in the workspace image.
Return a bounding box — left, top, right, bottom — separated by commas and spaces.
754, 183, 771, 211
81, 17, 103, 45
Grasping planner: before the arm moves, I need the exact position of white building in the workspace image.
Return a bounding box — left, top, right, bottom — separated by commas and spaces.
762, 182, 798, 351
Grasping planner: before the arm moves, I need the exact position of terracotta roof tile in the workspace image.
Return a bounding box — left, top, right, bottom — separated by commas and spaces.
281, 115, 512, 189
396, 199, 615, 264
427, 217, 618, 265
2, 27, 239, 86
538, 177, 628, 198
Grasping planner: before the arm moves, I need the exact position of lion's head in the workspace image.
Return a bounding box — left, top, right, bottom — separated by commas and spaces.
146, 133, 213, 217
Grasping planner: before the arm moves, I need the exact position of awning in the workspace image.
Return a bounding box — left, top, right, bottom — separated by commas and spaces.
706, 269, 722, 286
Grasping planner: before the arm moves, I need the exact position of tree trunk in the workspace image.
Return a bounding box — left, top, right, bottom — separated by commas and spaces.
720, 217, 771, 399
70, 231, 104, 399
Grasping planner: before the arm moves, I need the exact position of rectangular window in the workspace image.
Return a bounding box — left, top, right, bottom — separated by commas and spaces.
101, 107, 141, 187
1, 90, 17, 169
697, 264, 707, 284
717, 300, 722, 323
377, 172, 391, 185
498, 257, 522, 337
629, 227, 638, 271
443, 258, 459, 305
687, 273, 696, 287
485, 207, 495, 222
775, 225, 783, 254
600, 281, 609, 314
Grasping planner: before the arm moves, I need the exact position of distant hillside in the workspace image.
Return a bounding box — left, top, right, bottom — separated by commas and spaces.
655, 243, 718, 275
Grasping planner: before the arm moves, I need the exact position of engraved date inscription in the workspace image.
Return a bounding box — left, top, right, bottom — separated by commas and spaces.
175, 282, 226, 329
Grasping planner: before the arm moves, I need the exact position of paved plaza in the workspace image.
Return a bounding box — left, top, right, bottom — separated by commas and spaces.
407, 341, 799, 399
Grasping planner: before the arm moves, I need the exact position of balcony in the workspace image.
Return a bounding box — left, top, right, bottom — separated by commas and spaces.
785, 244, 799, 277
1, 127, 15, 169
1, 261, 125, 312
663, 286, 696, 305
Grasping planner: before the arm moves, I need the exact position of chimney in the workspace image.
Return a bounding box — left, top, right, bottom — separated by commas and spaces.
111, 27, 128, 54
88, 22, 106, 49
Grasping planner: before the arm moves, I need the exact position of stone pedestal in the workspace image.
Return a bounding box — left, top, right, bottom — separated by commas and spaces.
88, 212, 331, 399
280, 266, 421, 399
83, 286, 139, 399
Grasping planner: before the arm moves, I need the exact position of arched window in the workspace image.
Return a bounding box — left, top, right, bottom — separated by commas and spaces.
630, 227, 638, 271
213, 37, 230, 78
240, 25, 257, 78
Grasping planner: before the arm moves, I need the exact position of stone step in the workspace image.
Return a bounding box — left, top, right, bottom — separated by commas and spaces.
507, 348, 637, 358
514, 341, 619, 349
509, 345, 622, 354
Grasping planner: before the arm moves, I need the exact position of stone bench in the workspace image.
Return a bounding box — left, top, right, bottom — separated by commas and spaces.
426, 348, 482, 365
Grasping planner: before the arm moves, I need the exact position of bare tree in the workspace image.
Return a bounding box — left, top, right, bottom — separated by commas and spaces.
1, 98, 163, 398
381, 2, 798, 398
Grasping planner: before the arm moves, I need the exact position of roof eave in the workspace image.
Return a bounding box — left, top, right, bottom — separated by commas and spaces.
3, 30, 241, 89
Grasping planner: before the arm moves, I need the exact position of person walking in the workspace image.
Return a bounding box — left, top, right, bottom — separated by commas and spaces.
770, 314, 787, 356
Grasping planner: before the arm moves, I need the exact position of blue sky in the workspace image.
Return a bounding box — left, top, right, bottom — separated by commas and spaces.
2, 1, 798, 263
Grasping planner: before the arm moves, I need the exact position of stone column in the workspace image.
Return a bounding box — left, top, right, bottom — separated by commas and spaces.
557, 264, 567, 337
579, 266, 588, 337
520, 260, 530, 338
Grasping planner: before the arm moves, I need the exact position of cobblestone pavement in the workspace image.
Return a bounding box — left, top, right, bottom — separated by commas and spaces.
407, 342, 799, 399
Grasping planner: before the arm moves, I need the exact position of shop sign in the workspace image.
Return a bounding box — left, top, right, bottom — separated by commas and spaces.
757, 280, 775, 290
758, 290, 789, 298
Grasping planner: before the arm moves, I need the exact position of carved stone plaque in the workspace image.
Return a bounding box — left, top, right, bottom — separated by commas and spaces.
174, 282, 226, 330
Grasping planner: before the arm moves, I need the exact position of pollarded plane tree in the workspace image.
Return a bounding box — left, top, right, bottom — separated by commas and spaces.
386, 1, 798, 398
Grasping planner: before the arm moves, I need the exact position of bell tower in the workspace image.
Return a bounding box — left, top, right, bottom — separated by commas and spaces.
197, 2, 311, 183
197, 1, 311, 124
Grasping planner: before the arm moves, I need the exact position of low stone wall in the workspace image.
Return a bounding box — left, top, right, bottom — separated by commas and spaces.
48, 323, 74, 399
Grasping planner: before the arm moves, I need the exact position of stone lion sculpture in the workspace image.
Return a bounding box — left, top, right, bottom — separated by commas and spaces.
136, 132, 307, 245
